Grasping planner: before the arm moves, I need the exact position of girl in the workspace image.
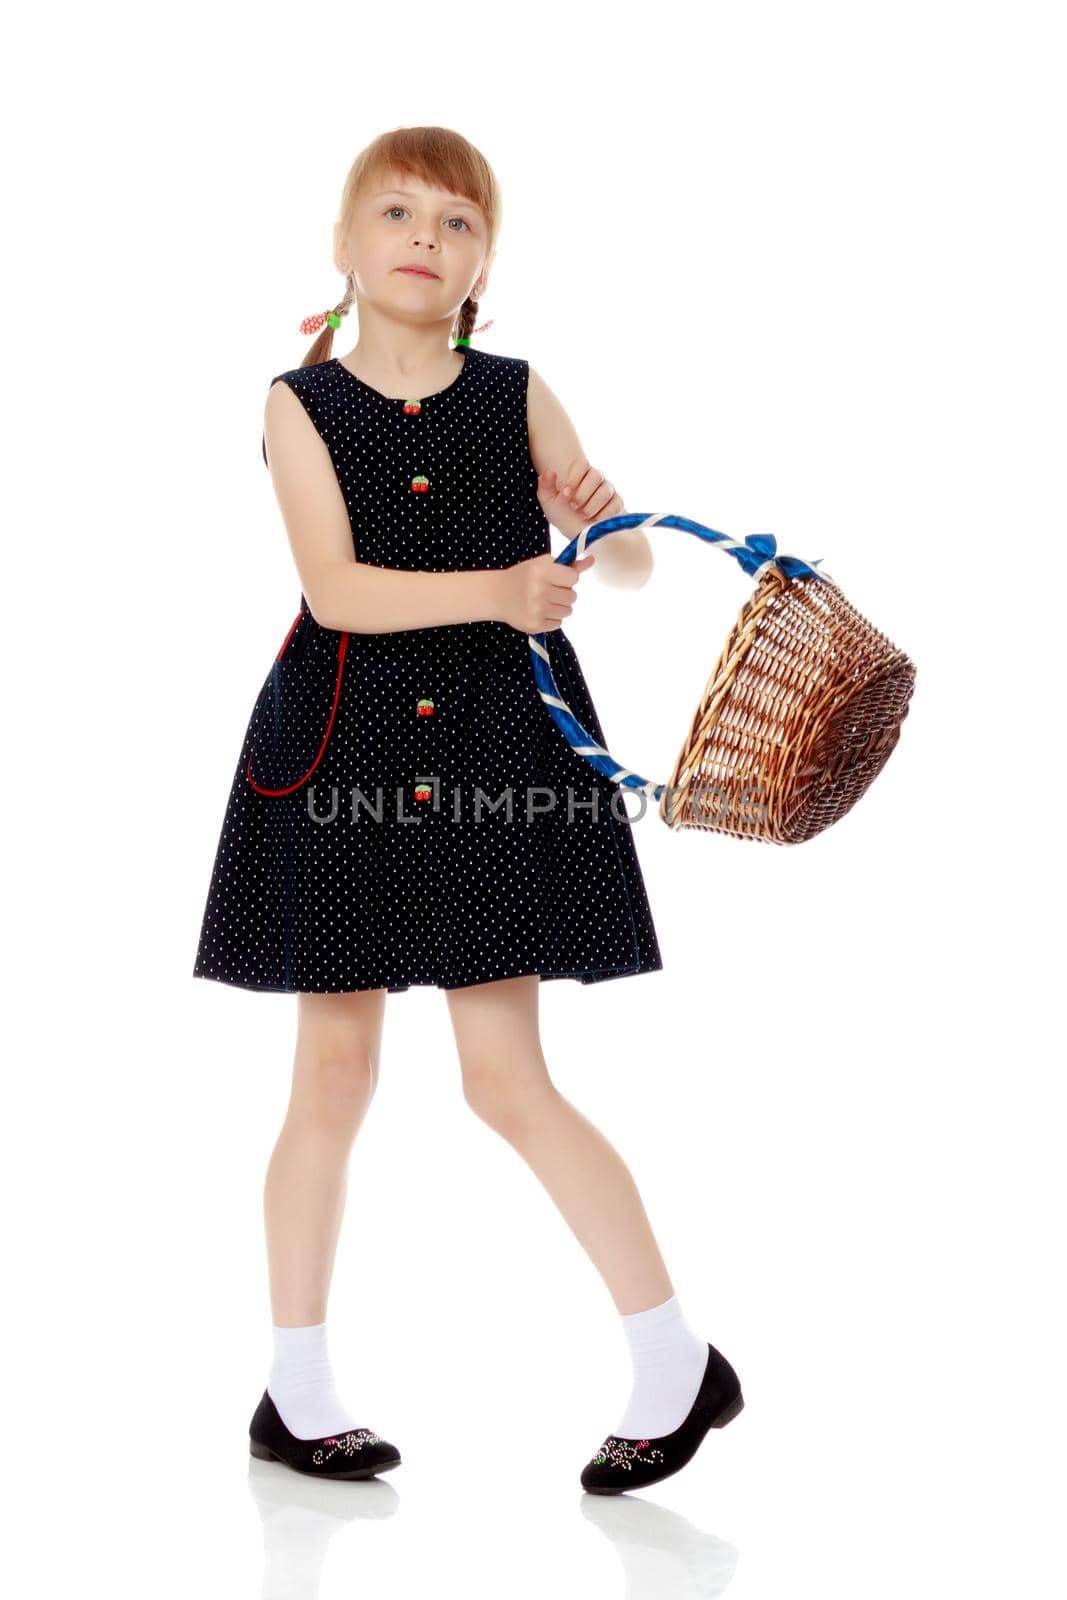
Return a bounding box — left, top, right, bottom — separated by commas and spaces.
193, 125, 743, 1493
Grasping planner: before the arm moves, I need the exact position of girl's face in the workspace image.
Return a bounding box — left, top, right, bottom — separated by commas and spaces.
336, 172, 493, 327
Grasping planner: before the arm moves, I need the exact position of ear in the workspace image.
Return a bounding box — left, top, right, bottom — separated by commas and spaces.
475, 247, 497, 299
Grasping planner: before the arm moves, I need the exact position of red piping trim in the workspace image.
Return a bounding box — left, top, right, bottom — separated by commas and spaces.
247, 624, 350, 796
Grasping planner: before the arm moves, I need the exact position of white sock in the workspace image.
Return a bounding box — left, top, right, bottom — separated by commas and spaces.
612, 1293, 710, 1439
267, 1321, 361, 1441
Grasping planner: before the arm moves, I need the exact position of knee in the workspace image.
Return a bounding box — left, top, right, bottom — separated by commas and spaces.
460, 1057, 554, 1140
290, 1047, 380, 1128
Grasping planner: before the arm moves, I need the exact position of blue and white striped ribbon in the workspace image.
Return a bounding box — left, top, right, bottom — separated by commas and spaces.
528, 511, 831, 803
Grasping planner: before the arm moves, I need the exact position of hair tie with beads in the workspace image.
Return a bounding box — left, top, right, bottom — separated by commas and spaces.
299, 310, 345, 336
455, 318, 494, 347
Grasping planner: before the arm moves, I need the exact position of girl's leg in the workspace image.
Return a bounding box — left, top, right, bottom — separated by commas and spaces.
262, 988, 386, 1436
444, 974, 710, 1438
444, 974, 672, 1313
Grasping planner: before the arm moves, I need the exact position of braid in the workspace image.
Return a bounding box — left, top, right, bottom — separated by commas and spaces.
300, 273, 357, 369
454, 292, 478, 346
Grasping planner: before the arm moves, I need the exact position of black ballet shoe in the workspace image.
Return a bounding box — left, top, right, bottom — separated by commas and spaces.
580, 1341, 744, 1494
248, 1390, 402, 1480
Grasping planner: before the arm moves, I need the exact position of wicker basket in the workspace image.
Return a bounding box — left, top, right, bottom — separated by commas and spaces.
530, 513, 917, 845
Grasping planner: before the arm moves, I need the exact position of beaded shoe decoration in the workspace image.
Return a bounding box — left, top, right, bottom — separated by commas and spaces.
312, 1429, 383, 1467
590, 1436, 666, 1471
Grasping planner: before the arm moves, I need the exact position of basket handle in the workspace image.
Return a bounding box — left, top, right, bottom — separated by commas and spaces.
527, 511, 831, 804
558, 511, 830, 584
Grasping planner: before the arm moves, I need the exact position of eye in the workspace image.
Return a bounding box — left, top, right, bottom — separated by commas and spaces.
384, 205, 470, 231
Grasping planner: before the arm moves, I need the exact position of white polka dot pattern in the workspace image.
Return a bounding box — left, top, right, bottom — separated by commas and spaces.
192, 346, 663, 993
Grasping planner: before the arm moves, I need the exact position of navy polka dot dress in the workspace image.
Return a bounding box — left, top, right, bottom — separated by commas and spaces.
192, 345, 664, 994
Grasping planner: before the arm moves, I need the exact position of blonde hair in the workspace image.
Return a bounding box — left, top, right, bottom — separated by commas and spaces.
301, 125, 502, 369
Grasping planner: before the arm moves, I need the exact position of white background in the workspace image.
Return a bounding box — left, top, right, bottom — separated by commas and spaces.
4, 1, 1063, 1595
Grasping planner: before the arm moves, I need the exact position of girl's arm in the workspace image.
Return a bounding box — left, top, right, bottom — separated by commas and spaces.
265, 380, 503, 634
527, 366, 654, 590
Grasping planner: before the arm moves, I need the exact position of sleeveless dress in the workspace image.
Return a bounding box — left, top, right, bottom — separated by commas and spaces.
192, 346, 664, 993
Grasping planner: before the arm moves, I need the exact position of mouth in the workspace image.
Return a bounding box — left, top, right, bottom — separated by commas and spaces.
396, 267, 439, 279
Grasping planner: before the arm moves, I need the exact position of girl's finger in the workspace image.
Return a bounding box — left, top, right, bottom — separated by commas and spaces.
577, 482, 616, 520
567, 469, 603, 509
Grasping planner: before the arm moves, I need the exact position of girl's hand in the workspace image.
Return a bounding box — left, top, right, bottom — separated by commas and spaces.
494, 550, 596, 634
537, 465, 623, 541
